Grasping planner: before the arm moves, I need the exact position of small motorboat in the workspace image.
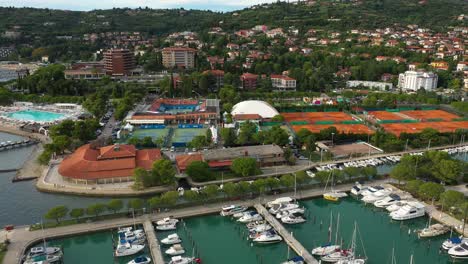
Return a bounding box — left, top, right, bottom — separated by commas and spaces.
418, 224, 450, 238
253, 230, 283, 244
119, 229, 146, 244
156, 217, 179, 226
156, 223, 177, 231
361, 188, 392, 203
266, 197, 293, 208
390, 202, 425, 221
119, 226, 133, 233
220, 205, 248, 216
311, 244, 341, 256
321, 249, 354, 262
448, 241, 468, 259
281, 256, 305, 264
238, 211, 262, 223
165, 244, 185, 256
115, 243, 145, 257
269, 203, 300, 214
386, 201, 408, 212
23, 251, 63, 264
276, 208, 305, 219
161, 233, 182, 245
374, 194, 401, 208
336, 258, 366, 264
350, 183, 367, 196
281, 214, 306, 225
248, 223, 272, 233
442, 237, 468, 250
360, 186, 383, 197
26, 247, 62, 259
128, 255, 152, 264
246, 220, 267, 229
169, 256, 194, 264
323, 191, 348, 202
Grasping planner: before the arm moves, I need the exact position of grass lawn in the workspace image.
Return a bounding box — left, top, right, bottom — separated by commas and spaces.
0, 243, 7, 264
214, 171, 238, 181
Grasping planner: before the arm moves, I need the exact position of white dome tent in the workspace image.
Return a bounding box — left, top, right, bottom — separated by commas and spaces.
231, 100, 279, 119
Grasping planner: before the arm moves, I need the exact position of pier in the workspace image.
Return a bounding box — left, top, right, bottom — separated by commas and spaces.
254, 204, 319, 264
143, 218, 165, 264
0, 139, 38, 152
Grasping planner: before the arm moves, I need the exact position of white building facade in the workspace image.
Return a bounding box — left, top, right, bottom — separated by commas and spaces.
398, 71, 438, 91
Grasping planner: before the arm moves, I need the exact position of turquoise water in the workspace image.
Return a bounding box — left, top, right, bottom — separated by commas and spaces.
286, 198, 461, 264
5, 110, 65, 122
156, 214, 292, 264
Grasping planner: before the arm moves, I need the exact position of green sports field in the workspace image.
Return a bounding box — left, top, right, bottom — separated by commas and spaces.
171, 128, 208, 143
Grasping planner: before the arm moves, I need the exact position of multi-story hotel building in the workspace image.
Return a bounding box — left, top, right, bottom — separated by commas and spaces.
162, 47, 197, 69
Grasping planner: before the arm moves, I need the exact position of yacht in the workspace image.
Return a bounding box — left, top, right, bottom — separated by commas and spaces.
220, 205, 247, 216
119, 226, 133, 233
374, 194, 401, 208
448, 241, 468, 260
276, 208, 305, 219
238, 211, 262, 223
248, 223, 272, 233
156, 217, 179, 226
386, 201, 408, 212
115, 242, 145, 257
23, 252, 63, 264
281, 213, 306, 224
336, 258, 366, 264
161, 233, 182, 245
390, 202, 425, 221
350, 183, 367, 196
128, 255, 152, 264
360, 186, 383, 197
26, 247, 62, 259
361, 188, 392, 203
266, 197, 293, 208
253, 230, 283, 244
165, 244, 185, 256
281, 256, 305, 264
269, 203, 300, 214
311, 244, 341, 256
156, 223, 177, 231
321, 249, 354, 262
442, 237, 468, 250
119, 229, 146, 244
246, 220, 267, 229
169, 256, 194, 264
418, 224, 449, 238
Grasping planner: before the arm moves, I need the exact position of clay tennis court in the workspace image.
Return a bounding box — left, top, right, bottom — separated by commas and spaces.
282, 112, 354, 123
367, 111, 405, 121
291, 124, 374, 134
400, 110, 460, 121
381, 121, 468, 136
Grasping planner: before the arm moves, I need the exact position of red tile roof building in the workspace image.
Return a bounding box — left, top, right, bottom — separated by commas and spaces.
58, 144, 162, 184
240, 73, 258, 90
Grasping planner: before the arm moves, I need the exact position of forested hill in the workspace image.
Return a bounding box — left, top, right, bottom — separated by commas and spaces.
0, 0, 466, 36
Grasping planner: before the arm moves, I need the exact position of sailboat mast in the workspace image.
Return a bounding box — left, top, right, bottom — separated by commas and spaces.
335, 213, 340, 245
328, 211, 333, 243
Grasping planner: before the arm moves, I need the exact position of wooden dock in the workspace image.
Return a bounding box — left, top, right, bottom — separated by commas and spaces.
143, 219, 165, 264
254, 204, 319, 264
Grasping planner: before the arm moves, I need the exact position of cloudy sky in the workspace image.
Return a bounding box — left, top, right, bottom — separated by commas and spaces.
0, 0, 277, 11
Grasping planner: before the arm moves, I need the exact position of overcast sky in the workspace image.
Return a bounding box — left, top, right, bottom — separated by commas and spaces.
0, 0, 278, 11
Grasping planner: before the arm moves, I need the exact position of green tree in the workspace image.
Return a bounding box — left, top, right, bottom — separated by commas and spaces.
186, 161, 214, 182
280, 174, 295, 188
432, 159, 462, 184
188, 135, 209, 150
344, 167, 360, 178
406, 179, 423, 194
133, 167, 150, 190
45, 205, 69, 224
237, 181, 251, 195
251, 179, 267, 194
223, 182, 239, 197
264, 126, 289, 146
236, 121, 258, 145
52, 135, 71, 154
271, 115, 285, 122
141, 136, 154, 147
264, 177, 279, 191
206, 129, 213, 144
87, 203, 106, 218
160, 191, 179, 206
69, 208, 84, 221
128, 198, 144, 211
107, 199, 123, 214
390, 162, 415, 184
148, 196, 161, 211
440, 190, 465, 210
418, 182, 444, 201
231, 157, 259, 177
202, 185, 219, 199
296, 128, 312, 145
362, 167, 377, 179
183, 190, 201, 202
220, 127, 236, 147
152, 159, 176, 185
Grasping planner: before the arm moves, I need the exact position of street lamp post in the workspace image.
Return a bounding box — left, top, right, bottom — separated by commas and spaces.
331, 132, 335, 147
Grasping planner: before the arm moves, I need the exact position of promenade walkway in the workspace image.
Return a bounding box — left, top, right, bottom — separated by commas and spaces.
255, 204, 318, 264
143, 218, 164, 264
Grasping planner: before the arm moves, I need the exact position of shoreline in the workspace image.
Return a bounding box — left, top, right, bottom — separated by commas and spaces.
0, 125, 49, 143
14, 144, 45, 181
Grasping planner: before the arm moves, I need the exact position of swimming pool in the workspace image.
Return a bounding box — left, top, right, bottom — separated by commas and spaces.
5, 110, 66, 122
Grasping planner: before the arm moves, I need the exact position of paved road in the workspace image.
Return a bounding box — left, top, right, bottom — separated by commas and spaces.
445, 184, 468, 196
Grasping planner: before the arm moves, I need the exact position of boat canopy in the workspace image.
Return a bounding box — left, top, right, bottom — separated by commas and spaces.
451, 237, 462, 244
290, 256, 305, 261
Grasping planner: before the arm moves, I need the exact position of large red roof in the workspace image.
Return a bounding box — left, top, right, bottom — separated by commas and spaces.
175, 153, 203, 172
59, 144, 162, 180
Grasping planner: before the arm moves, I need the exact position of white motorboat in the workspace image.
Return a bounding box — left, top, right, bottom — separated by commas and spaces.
390, 202, 425, 221
269, 202, 300, 214
276, 208, 305, 219
119, 226, 133, 233
128, 255, 152, 264
281, 214, 306, 224
248, 223, 272, 233
246, 220, 267, 229
220, 205, 248, 216
361, 188, 392, 203
448, 241, 468, 259
312, 244, 341, 256
281, 256, 305, 264
386, 201, 408, 212
360, 186, 383, 197
336, 258, 366, 264
156, 217, 179, 226
119, 229, 146, 244
156, 223, 177, 231
266, 197, 293, 208
161, 233, 182, 245
26, 247, 62, 259
115, 243, 145, 257
374, 194, 401, 208
253, 230, 283, 244
169, 256, 194, 264
321, 249, 354, 262
418, 224, 449, 238
442, 237, 468, 250
24, 251, 63, 264
350, 183, 367, 196
238, 211, 262, 223
165, 244, 185, 256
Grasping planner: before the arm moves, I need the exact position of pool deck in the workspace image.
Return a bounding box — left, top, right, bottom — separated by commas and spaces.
255, 204, 319, 264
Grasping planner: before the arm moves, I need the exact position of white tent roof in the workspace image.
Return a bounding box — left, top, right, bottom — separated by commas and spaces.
231, 100, 279, 119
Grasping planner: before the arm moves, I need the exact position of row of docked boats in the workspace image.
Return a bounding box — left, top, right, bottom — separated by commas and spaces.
313, 155, 401, 173
114, 226, 151, 264
266, 197, 307, 225
23, 246, 63, 264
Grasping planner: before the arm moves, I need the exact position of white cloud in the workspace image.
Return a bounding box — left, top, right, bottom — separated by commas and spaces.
0, 0, 278, 11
